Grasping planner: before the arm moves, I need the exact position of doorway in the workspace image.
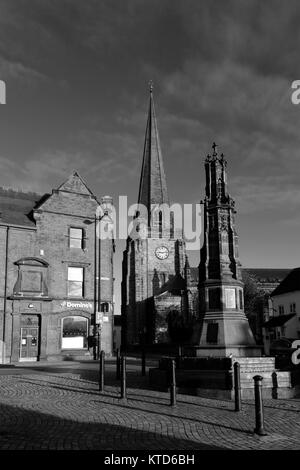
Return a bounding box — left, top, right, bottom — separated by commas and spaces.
20, 315, 40, 361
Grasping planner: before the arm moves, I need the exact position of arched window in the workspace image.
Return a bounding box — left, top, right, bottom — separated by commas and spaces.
159, 211, 163, 238
170, 212, 174, 239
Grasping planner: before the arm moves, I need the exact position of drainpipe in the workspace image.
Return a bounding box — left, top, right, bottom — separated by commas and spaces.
2, 226, 9, 363
98, 216, 101, 357
93, 215, 97, 360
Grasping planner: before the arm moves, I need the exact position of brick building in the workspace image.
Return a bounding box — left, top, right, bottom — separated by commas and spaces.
0, 171, 114, 363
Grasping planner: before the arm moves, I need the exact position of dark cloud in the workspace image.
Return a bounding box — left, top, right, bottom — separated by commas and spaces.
0, 0, 299, 314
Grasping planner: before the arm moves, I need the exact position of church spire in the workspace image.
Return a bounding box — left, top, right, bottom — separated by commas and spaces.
137, 83, 169, 213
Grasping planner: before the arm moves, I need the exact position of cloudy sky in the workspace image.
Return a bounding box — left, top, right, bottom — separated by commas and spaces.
1, 0, 300, 311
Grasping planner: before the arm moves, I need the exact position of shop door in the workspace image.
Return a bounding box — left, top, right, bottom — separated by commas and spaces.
20, 327, 39, 361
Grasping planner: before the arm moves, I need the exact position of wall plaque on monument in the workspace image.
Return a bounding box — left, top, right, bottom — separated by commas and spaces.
225, 288, 236, 309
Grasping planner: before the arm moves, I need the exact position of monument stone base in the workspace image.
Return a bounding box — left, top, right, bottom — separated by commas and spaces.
191, 345, 263, 358
149, 356, 300, 399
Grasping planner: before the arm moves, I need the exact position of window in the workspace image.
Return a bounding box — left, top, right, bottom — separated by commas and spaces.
67, 267, 84, 298
170, 212, 174, 239
69, 228, 84, 249
159, 211, 163, 238
290, 303, 296, 313
278, 305, 284, 315
62, 316, 88, 349
100, 302, 109, 313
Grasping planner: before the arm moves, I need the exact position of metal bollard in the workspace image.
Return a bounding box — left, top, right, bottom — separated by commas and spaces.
272, 371, 278, 400
99, 350, 105, 392
141, 347, 146, 376
116, 348, 121, 380
121, 355, 127, 400
170, 359, 177, 407
253, 375, 267, 435
234, 362, 242, 411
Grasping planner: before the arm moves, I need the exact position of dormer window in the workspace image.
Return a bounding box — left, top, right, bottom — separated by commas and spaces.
69, 227, 85, 249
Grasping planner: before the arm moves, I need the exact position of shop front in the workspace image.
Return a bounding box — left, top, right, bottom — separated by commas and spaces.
61, 315, 89, 350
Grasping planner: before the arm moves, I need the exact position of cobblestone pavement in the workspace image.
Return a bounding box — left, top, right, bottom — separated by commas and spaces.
0, 361, 299, 450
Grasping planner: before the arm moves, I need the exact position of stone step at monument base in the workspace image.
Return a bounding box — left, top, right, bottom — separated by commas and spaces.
193, 345, 263, 358
235, 356, 275, 373
149, 369, 300, 399
149, 355, 300, 399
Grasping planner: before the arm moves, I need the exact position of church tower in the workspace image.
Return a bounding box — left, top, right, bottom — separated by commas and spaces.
197, 143, 261, 357
121, 85, 186, 347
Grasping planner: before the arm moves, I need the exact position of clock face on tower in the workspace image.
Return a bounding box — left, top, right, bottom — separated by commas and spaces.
155, 246, 169, 260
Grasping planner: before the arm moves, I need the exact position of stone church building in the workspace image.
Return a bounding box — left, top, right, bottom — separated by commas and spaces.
121, 87, 199, 348
0, 172, 114, 363
121, 87, 266, 354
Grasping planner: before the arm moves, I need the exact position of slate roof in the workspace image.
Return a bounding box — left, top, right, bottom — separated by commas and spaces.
263, 313, 296, 328
189, 267, 290, 285
0, 171, 99, 228
0, 188, 47, 227
270, 267, 300, 297
159, 273, 186, 295
244, 268, 291, 283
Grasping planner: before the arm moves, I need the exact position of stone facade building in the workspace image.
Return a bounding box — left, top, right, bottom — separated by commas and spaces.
0, 171, 114, 363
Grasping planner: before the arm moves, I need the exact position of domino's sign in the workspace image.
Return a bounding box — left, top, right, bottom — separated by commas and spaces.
0, 81, 6, 104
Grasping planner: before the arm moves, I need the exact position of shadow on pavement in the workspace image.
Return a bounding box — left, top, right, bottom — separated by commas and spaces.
0, 402, 223, 450
12, 376, 253, 436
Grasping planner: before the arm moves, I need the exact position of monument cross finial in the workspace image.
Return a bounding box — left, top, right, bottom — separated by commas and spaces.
212, 142, 217, 155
